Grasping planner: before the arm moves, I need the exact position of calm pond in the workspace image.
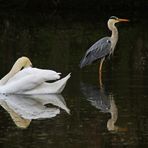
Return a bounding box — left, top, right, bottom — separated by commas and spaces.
0, 13, 147, 148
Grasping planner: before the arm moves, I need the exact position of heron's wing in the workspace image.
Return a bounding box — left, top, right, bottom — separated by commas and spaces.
80, 82, 111, 112
80, 37, 111, 68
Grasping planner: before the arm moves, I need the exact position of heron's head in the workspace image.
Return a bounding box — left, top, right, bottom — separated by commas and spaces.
108, 16, 129, 28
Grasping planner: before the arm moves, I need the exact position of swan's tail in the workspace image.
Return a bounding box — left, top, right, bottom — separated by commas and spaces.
23, 73, 71, 94
50, 73, 71, 93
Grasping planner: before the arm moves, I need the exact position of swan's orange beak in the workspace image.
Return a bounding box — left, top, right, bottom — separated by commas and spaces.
118, 18, 129, 22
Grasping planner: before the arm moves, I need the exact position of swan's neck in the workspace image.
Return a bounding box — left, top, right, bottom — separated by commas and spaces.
0, 57, 32, 85
0, 63, 22, 85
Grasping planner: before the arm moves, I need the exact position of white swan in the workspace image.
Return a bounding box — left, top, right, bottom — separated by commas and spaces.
0, 94, 70, 128
0, 57, 71, 94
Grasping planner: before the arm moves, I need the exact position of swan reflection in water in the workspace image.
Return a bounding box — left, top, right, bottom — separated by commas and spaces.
80, 82, 127, 132
0, 94, 70, 128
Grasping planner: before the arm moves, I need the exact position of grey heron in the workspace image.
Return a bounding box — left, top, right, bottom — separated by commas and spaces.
80, 16, 129, 75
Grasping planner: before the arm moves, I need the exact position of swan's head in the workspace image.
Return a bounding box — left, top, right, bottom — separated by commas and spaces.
17, 57, 32, 68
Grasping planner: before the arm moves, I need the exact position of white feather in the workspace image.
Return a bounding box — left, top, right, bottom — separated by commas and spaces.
7, 67, 61, 83
0, 57, 71, 94
0, 94, 70, 128
22, 73, 71, 94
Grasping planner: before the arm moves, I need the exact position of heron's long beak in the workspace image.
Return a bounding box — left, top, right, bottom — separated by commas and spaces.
118, 18, 129, 22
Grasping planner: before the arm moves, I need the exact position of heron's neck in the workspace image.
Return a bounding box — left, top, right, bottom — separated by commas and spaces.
107, 98, 118, 131
109, 24, 118, 41
108, 23, 118, 51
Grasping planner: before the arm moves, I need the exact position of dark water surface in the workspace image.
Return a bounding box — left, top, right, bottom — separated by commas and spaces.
0, 13, 148, 148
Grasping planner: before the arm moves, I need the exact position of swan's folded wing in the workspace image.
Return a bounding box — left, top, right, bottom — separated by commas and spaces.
23, 73, 71, 94
7, 67, 61, 84
0, 73, 63, 94
1, 95, 60, 120
26, 94, 70, 114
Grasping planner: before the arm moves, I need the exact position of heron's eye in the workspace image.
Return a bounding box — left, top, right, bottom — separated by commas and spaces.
107, 40, 111, 43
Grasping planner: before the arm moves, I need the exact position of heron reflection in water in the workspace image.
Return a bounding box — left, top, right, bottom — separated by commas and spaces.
80, 82, 127, 132
80, 16, 129, 81
0, 94, 70, 128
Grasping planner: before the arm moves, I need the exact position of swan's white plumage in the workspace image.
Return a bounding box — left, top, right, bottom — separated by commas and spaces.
0, 57, 70, 94
23, 73, 71, 94
7, 67, 61, 83
0, 94, 70, 128
0, 57, 32, 85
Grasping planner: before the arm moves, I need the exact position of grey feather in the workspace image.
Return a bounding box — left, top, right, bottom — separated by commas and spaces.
80, 37, 112, 68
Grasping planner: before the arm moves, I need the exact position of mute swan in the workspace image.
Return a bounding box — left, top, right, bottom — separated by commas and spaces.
0, 94, 70, 128
0, 57, 71, 94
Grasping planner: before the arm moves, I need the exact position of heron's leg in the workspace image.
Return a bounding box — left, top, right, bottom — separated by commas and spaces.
98, 57, 105, 88
99, 57, 105, 73
99, 72, 103, 88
